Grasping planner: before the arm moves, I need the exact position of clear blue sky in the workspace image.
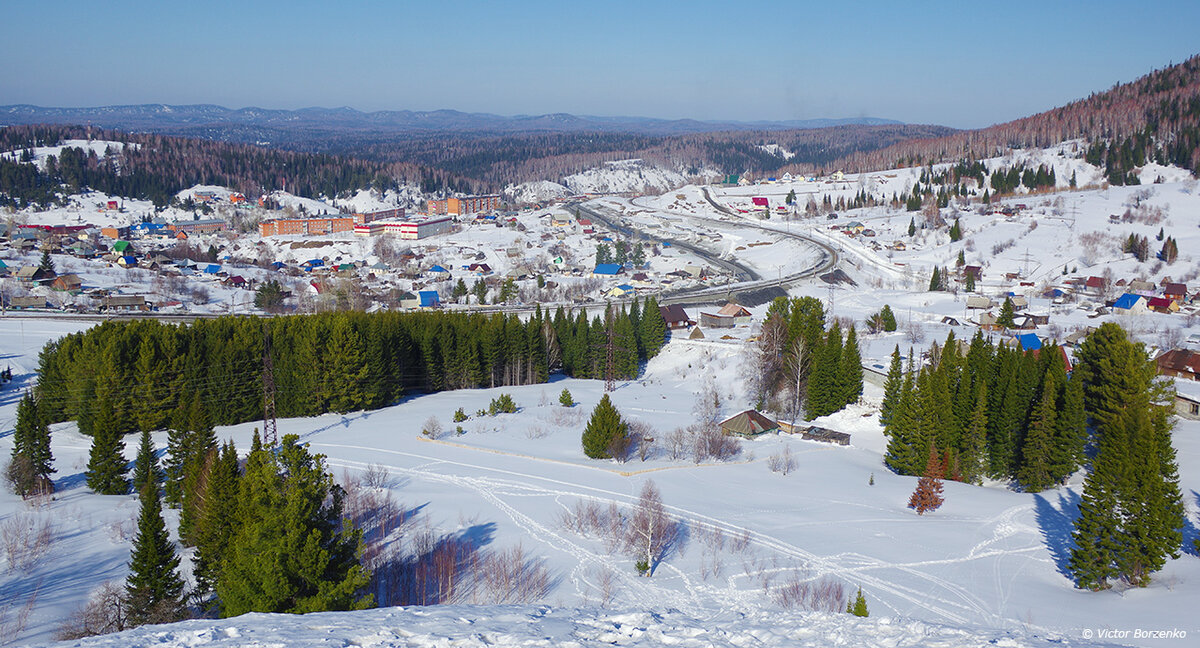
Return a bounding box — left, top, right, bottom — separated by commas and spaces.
3, 0, 1198, 129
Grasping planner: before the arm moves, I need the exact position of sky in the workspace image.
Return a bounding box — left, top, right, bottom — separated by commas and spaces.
3, 0, 1199, 129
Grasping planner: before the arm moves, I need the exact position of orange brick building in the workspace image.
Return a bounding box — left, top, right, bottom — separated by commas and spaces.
428, 194, 500, 216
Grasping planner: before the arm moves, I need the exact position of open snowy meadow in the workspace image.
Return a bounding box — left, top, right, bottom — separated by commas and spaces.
0, 307, 1197, 646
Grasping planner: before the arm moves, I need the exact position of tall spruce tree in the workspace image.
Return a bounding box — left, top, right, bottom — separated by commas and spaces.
1016, 372, 1057, 492
217, 435, 371, 616
839, 326, 863, 408
125, 469, 186, 626
193, 441, 241, 598
879, 346, 903, 428
639, 297, 668, 359
86, 398, 129, 495
131, 428, 163, 496
8, 392, 54, 497
1069, 323, 1184, 589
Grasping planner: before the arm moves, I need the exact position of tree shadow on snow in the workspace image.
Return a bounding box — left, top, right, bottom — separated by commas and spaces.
1034, 490, 1080, 579
1183, 491, 1200, 557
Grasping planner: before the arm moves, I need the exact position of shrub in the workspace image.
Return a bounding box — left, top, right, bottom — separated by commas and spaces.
453, 408, 468, 423
489, 394, 517, 415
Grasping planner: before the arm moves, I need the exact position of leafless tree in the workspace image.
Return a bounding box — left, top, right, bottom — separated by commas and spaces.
55, 582, 128, 640
767, 446, 796, 475
624, 480, 679, 576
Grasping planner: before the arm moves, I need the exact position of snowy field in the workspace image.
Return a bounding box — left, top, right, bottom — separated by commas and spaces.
0, 313, 1197, 647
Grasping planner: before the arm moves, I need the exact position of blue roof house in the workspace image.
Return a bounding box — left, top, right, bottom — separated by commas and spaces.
1113, 293, 1148, 314
418, 290, 441, 308
428, 264, 449, 274
1016, 333, 1042, 352
203, 264, 222, 274
593, 263, 622, 276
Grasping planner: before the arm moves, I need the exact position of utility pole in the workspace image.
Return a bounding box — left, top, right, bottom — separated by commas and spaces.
604, 308, 617, 393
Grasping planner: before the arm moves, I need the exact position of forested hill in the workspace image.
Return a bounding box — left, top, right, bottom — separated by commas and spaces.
0, 124, 478, 208
815, 54, 1200, 179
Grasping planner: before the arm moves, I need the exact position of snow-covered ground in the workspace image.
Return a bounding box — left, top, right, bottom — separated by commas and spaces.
0, 310, 1198, 647
3, 141, 1200, 646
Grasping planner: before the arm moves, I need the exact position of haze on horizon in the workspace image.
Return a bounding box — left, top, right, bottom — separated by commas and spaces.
3, 0, 1198, 130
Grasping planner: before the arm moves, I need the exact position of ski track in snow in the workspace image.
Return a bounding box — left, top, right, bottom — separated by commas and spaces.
315, 440, 1054, 635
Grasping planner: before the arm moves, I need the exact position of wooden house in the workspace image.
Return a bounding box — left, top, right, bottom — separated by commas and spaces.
719, 410, 780, 437
1156, 349, 1200, 381
659, 304, 693, 329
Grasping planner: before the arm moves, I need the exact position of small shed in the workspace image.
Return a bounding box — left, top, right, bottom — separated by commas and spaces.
688, 327, 705, 340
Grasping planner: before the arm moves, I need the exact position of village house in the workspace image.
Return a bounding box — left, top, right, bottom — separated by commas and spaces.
1156, 348, 1200, 381
700, 303, 752, 328
1112, 293, 1148, 315
659, 304, 693, 330
719, 410, 780, 437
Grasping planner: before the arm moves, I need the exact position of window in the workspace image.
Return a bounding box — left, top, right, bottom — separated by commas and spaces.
1190, 402, 1199, 416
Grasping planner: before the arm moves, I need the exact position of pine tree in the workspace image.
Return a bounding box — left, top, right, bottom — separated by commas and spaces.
965, 273, 975, 293
949, 218, 962, 242
1069, 323, 1184, 589
38, 248, 55, 275
86, 399, 129, 495
1051, 371, 1086, 483
879, 304, 897, 332
879, 346, 903, 428
193, 441, 240, 598
839, 326, 863, 408
996, 298, 1016, 328
216, 435, 372, 616
908, 444, 945, 515
639, 297, 668, 359
8, 392, 54, 497
125, 476, 186, 627
581, 394, 628, 459
928, 266, 941, 292
959, 381, 988, 485
131, 428, 163, 496
1016, 371, 1057, 492
848, 587, 869, 617
179, 395, 217, 546
908, 217, 916, 236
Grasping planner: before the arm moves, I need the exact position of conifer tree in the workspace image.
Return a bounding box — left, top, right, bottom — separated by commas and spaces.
325, 317, 370, 414
839, 326, 863, 408
86, 399, 129, 495
193, 441, 240, 598
217, 435, 371, 616
8, 392, 54, 497
879, 304, 897, 332
996, 298, 1016, 328
125, 472, 186, 627
581, 394, 628, 459
965, 273, 975, 292
879, 346, 903, 428
639, 297, 668, 359
1016, 372, 1057, 492
949, 218, 962, 242
1069, 323, 1184, 589
848, 587, 869, 617
131, 428, 163, 496
179, 395, 217, 546
907, 217, 916, 236
959, 381, 988, 484
908, 444, 945, 515
885, 353, 921, 474
928, 266, 941, 292
1051, 371, 1086, 483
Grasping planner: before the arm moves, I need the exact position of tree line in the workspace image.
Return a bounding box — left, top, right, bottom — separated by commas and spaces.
882, 330, 1085, 490
748, 296, 863, 423
35, 305, 668, 433
0, 124, 452, 209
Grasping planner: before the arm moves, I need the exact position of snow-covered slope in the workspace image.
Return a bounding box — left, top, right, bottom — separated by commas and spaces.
21, 605, 1115, 648
563, 159, 687, 194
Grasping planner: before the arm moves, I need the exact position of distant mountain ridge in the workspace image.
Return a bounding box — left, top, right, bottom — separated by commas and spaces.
0, 103, 902, 136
